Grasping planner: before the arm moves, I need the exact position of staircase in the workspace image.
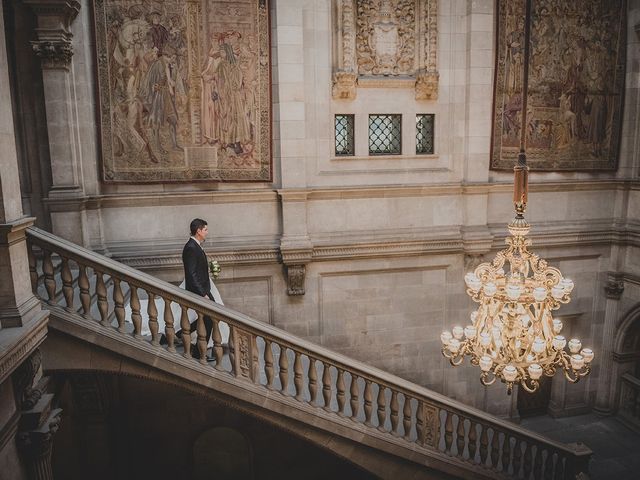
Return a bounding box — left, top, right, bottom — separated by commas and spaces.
26, 227, 592, 479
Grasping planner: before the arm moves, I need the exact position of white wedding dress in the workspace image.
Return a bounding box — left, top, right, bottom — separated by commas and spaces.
127, 279, 229, 346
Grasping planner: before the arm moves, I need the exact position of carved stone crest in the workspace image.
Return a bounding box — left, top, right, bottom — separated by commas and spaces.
286, 264, 306, 296
332, 0, 438, 99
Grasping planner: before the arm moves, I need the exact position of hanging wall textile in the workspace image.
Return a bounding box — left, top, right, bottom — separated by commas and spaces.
94, 0, 271, 182
491, 0, 626, 171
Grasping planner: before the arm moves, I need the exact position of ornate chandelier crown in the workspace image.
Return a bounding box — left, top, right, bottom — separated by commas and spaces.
441, 154, 593, 394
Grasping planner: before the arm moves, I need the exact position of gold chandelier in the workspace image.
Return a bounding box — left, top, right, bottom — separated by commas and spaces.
441, 156, 593, 394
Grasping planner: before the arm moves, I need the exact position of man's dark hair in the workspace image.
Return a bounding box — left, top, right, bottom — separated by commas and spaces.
190, 218, 207, 236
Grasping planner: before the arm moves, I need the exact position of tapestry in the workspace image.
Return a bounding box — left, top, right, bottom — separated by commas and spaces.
94, 0, 271, 182
491, 0, 626, 171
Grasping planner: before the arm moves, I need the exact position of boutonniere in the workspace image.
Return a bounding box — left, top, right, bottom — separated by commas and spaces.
208, 259, 221, 279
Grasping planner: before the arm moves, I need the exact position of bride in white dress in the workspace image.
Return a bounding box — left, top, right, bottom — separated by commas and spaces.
129, 278, 230, 347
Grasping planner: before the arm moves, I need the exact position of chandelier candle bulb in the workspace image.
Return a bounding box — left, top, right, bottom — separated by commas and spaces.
521, 314, 531, 328
480, 332, 491, 346
448, 338, 461, 353
484, 282, 497, 296
552, 335, 566, 350
440, 331, 452, 346
568, 338, 582, 354
503, 365, 518, 382
464, 326, 477, 339
581, 348, 594, 363
551, 285, 565, 300
533, 287, 547, 302
532, 337, 546, 353
452, 326, 464, 340
553, 319, 563, 333
480, 356, 493, 371
507, 284, 522, 300
561, 278, 574, 293
528, 364, 543, 380
570, 354, 585, 370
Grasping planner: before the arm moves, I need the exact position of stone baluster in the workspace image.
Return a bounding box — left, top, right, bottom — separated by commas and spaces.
78, 265, 90, 317
264, 340, 275, 389
523, 442, 533, 478
42, 250, 55, 304
278, 345, 289, 395
376, 385, 387, 432
146, 292, 158, 344
293, 352, 303, 401
336, 369, 346, 416
490, 429, 500, 469
350, 375, 360, 422
390, 390, 399, 435
112, 278, 125, 332
129, 285, 141, 338
195, 312, 207, 364
502, 434, 512, 473
212, 318, 223, 369
228, 326, 236, 375
28, 241, 38, 292
60, 257, 73, 311
95, 271, 108, 325
456, 415, 466, 458
308, 358, 318, 405
479, 426, 489, 466
322, 363, 332, 411
416, 401, 425, 445
163, 298, 176, 352
180, 306, 190, 357
443, 411, 454, 453
402, 395, 411, 439
544, 450, 554, 479
513, 438, 523, 477
467, 421, 478, 463
363, 381, 373, 426
533, 446, 543, 479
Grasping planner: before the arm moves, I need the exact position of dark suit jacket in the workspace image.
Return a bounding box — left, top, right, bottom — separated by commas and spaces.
182, 238, 213, 300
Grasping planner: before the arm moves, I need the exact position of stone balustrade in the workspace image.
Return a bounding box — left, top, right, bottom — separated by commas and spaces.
619, 373, 640, 431
26, 226, 591, 479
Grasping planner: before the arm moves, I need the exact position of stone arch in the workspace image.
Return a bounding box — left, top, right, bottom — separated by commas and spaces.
611, 302, 640, 414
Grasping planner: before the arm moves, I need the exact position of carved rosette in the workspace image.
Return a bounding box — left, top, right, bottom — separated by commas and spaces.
31, 41, 74, 70
332, 0, 438, 99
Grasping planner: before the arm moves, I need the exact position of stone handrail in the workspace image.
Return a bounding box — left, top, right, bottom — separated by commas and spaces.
26, 227, 591, 479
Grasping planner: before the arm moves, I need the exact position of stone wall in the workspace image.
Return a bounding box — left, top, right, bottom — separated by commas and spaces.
6, 0, 640, 419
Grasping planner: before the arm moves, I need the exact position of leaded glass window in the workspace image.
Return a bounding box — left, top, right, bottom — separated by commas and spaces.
368, 114, 401, 155
335, 114, 355, 156
416, 114, 435, 154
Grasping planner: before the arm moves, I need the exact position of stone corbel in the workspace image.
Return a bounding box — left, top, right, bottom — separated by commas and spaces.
25, 0, 81, 71
281, 247, 312, 296
332, 71, 358, 100
604, 275, 624, 300
415, 71, 439, 101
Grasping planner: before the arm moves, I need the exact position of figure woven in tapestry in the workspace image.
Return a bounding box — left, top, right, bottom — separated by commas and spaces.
94, 0, 271, 182
491, 0, 626, 171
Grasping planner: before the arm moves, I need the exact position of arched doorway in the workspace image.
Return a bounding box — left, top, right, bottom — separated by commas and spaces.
612, 303, 640, 428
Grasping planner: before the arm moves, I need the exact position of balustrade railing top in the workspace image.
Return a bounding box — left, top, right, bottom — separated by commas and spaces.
26, 226, 591, 480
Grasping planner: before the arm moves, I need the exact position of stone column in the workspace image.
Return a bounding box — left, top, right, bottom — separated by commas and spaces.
24, 0, 86, 245
593, 274, 625, 415
0, 0, 44, 328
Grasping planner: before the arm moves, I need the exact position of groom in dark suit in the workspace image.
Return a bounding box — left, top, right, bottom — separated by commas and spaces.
177, 218, 215, 356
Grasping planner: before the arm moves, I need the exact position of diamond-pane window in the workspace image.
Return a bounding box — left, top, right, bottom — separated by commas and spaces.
416, 114, 435, 154
335, 114, 355, 156
368, 114, 401, 155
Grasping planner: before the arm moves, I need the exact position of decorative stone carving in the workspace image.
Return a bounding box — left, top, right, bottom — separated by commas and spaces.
415, 71, 439, 100
12, 349, 43, 410
605, 278, 624, 300
286, 264, 306, 296
332, 0, 438, 99
25, 0, 80, 71
356, 0, 415, 76
16, 408, 63, 480
332, 71, 358, 100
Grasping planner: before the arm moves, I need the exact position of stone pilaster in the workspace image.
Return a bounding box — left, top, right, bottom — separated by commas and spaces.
593, 273, 625, 415
24, 0, 86, 245
278, 190, 312, 296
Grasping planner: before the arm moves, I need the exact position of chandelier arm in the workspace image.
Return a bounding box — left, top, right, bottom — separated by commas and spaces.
480, 371, 496, 386
520, 378, 539, 394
